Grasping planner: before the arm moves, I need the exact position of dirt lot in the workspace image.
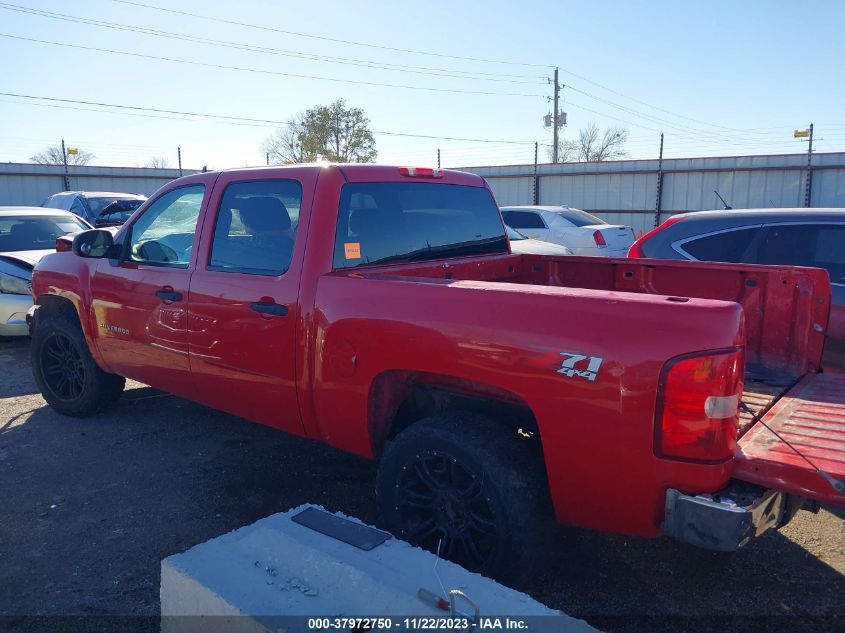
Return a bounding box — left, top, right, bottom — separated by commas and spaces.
1, 336, 843, 632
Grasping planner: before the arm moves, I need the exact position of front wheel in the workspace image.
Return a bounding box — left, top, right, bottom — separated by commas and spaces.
31, 311, 125, 417
376, 413, 552, 583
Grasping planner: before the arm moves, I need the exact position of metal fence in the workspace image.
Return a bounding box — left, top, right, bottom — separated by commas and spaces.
0, 163, 198, 206
462, 152, 845, 236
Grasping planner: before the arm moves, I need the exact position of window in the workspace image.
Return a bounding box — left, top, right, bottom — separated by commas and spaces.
553, 208, 605, 227
502, 210, 546, 230
333, 182, 507, 269
208, 179, 302, 276
0, 215, 88, 252
128, 185, 204, 267
757, 224, 845, 284
86, 197, 144, 217
814, 226, 845, 284
69, 198, 88, 221
681, 227, 759, 262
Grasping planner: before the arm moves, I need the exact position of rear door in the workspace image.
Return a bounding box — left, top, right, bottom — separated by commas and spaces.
186, 170, 315, 435
735, 372, 845, 506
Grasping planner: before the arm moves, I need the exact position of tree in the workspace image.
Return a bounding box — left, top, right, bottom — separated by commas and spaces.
263, 99, 377, 164
146, 156, 170, 168
548, 123, 629, 163
30, 145, 95, 165
263, 111, 316, 164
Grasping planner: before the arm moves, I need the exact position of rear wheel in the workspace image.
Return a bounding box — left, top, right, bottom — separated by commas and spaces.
32, 311, 125, 417
376, 413, 552, 583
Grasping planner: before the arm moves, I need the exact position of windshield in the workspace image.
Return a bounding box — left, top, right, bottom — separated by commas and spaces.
505, 226, 527, 241
0, 215, 89, 252
333, 182, 507, 268
555, 207, 605, 227
86, 197, 144, 216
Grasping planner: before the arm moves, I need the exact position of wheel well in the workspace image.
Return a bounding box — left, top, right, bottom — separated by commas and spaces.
369, 371, 542, 458
36, 295, 80, 325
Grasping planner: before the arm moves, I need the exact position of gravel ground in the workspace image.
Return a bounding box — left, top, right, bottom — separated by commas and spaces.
1, 336, 842, 632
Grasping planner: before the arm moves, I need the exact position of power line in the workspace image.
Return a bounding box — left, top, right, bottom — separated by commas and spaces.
0, 92, 539, 145
106, 0, 549, 69
0, 33, 543, 99
0, 3, 544, 85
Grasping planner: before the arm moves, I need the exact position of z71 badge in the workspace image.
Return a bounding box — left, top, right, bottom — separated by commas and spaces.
527, 350, 604, 382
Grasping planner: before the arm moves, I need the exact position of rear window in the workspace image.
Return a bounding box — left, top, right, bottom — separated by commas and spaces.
501, 210, 546, 229
333, 183, 507, 269
681, 227, 759, 262
0, 215, 89, 252
86, 197, 144, 217
554, 208, 605, 227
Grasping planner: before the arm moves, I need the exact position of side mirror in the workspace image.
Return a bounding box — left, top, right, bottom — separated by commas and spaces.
72, 229, 116, 258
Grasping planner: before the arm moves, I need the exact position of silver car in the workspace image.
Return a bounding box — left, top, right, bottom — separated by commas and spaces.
501, 205, 635, 257
0, 207, 90, 337
506, 226, 572, 255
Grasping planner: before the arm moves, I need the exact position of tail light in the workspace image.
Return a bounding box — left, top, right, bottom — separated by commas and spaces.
55, 235, 73, 252
655, 349, 744, 463
592, 230, 607, 247
398, 167, 442, 178
628, 215, 683, 257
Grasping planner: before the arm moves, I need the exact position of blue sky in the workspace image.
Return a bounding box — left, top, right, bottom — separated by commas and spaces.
1, 0, 843, 170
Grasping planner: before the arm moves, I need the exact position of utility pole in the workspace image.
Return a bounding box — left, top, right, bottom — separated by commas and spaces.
804, 123, 814, 208
177, 146, 183, 176
654, 133, 664, 228
266, 152, 270, 166
61, 138, 70, 191
437, 148, 441, 169
533, 141, 539, 204
552, 67, 561, 163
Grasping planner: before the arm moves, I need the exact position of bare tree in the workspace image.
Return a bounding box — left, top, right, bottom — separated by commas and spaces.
30, 145, 95, 165
146, 156, 170, 168
263, 112, 316, 164
262, 100, 377, 164
548, 123, 629, 162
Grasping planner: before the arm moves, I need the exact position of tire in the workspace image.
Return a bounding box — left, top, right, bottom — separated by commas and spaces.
376, 413, 553, 583
31, 310, 125, 417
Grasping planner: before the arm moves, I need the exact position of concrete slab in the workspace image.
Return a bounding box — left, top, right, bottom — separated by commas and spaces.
161, 504, 598, 633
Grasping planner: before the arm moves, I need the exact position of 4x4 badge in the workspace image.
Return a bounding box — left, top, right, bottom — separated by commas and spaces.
527, 350, 604, 382
557, 352, 603, 382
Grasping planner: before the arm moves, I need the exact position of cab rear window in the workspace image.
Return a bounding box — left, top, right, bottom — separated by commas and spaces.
333, 183, 507, 269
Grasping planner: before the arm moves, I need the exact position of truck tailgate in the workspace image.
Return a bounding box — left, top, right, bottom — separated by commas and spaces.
735, 373, 845, 506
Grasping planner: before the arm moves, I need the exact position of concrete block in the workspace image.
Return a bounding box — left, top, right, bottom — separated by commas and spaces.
161, 504, 599, 633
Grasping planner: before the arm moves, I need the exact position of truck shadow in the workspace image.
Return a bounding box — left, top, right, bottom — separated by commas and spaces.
0, 390, 842, 632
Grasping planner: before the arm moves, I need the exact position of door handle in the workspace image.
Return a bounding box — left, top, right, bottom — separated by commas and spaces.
155, 289, 183, 302
250, 301, 288, 316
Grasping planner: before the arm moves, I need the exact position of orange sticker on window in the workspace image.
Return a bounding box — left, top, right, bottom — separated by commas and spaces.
344, 242, 361, 259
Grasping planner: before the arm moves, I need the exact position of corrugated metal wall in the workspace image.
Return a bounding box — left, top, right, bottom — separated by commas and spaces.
0, 163, 198, 206
465, 152, 845, 236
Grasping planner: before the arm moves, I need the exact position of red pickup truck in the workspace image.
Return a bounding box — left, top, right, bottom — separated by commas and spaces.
29, 165, 845, 581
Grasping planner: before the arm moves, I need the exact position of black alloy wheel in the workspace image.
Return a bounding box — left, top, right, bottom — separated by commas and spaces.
39, 331, 86, 402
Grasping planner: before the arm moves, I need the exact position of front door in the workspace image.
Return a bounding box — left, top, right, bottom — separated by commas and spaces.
90, 180, 211, 394
187, 172, 314, 435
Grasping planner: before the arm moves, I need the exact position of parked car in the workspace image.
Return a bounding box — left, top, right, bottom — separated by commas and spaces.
0, 207, 90, 337
506, 226, 572, 255
30, 166, 844, 581
628, 208, 845, 370
42, 191, 146, 227
501, 205, 634, 256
